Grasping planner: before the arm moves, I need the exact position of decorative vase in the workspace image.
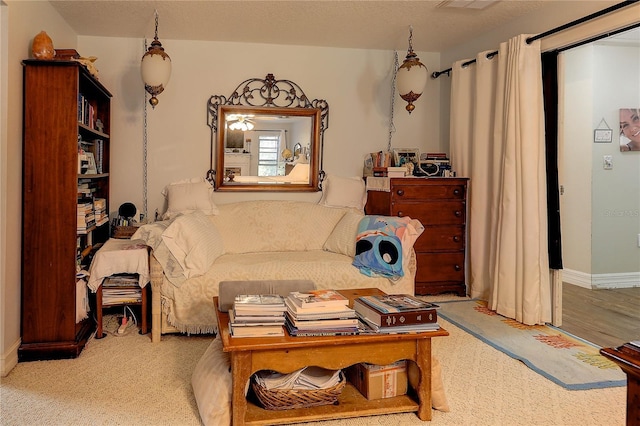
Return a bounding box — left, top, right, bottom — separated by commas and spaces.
32, 31, 55, 60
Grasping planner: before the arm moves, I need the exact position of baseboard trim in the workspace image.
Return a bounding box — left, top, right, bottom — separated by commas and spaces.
562, 269, 592, 288
1, 338, 20, 377
562, 269, 640, 289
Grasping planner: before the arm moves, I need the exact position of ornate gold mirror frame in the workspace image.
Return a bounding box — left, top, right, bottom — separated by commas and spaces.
206, 74, 329, 192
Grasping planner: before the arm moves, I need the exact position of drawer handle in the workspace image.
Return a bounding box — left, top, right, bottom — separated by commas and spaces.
397, 211, 404, 217
396, 189, 405, 196
453, 236, 460, 242
454, 265, 461, 271
454, 210, 462, 217
453, 189, 460, 196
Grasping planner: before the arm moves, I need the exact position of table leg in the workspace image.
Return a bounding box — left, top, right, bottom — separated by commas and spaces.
231, 351, 252, 426
415, 338, 432, 421
140, 285, 148, 335
96, 285, 104, 339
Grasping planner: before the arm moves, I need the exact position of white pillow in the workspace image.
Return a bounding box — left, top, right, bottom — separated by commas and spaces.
319, 174, 367, 211
162, 179, 219, 220
161, 211, 223, 278
323, 210, 364, 257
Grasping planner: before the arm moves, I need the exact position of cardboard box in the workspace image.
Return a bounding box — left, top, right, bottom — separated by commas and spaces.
345, 360, 407, 400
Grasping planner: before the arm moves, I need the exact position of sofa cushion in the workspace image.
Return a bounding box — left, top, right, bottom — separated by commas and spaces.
162, 211, 224, 278
209, 201, 348, 254
323, 210, 364, 258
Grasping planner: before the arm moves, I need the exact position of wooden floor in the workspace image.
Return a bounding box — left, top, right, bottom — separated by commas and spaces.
560, 283, 640, 348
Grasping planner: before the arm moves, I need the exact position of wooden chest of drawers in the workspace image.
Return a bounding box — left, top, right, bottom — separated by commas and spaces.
365, 177, 468, 296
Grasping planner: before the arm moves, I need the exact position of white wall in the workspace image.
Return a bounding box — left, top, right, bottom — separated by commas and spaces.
561, 45, 594, 276
590, 42, 640, 275
77, 36, 441, 218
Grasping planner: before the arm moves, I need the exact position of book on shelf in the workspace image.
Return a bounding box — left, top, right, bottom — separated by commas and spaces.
102, 274, 139, 288
288, 290, 349, 310
354, 298, 437, 327
357, 294, 439, 314
102, 286, 142, 305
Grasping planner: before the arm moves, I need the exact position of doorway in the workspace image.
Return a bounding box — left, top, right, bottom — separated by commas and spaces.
558, 27, 640, 347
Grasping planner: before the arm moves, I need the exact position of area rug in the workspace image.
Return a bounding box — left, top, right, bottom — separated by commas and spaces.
437, 299, 626, 390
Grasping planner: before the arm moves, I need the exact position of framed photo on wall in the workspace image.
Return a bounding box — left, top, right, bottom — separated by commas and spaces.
619, 108, 640, 151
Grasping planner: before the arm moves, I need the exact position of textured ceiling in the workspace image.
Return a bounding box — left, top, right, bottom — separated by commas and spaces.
47, 0, 584, 52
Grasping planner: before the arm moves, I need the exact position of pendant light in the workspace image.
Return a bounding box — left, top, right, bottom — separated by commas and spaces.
141, 10, 171, 108
396, 26, 428, 114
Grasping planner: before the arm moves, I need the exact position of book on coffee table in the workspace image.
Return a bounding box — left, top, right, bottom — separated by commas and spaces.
354, 295, 439, 328
288, 290, 349, 310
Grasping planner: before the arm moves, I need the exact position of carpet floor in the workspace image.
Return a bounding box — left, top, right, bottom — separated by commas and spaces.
0, 306, 626, 426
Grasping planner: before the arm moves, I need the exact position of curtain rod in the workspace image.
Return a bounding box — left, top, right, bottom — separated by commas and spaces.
431, 0, 638, 79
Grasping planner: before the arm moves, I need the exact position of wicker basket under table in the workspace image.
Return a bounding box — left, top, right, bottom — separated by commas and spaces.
251, 372, 346, 410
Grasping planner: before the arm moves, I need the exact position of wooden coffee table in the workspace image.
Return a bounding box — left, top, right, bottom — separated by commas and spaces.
215, 288, 449, 425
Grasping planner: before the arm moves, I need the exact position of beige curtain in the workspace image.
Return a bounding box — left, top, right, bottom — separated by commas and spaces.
450, 34, 551, 325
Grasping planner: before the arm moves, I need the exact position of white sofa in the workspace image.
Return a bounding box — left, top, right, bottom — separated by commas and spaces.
135, 199, 422, 343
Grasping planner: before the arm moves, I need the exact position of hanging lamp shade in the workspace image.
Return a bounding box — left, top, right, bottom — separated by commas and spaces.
396, 27, 428, 114
141, 11, 171, 108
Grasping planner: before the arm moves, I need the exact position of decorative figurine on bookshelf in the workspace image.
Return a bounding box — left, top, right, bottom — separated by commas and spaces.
95, 119, 104, 133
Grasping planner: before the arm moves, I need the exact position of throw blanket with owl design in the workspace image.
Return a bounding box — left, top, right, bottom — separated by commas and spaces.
352, 215, 424, 280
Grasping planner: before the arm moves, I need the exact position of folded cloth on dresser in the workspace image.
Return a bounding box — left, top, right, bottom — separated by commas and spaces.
353, 215, 424, 280
86, 238, 150, 291
365, 177, 391, 192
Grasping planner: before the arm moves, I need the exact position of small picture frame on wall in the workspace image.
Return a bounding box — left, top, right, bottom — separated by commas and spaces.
594, 129, 612, 143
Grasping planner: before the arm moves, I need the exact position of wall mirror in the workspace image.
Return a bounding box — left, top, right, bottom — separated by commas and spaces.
206, 74, 329, 192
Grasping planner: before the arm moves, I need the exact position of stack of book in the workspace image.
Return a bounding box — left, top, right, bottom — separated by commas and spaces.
354, 294, 440, 334
284, 290, 359, 336
77, 201, 95, 234
93, 198, 108, 227
102, 274, 141, 306
229, 294, 287, 338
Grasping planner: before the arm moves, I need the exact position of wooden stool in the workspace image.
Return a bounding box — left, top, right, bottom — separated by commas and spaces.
88, 238, 151, 338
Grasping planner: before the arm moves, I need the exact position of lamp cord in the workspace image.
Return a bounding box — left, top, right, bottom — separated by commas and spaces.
387, 51, 398, 153
142, 37, 148, 221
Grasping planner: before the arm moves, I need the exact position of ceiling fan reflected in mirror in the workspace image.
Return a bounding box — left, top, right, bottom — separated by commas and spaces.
226, 114, 255, 131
